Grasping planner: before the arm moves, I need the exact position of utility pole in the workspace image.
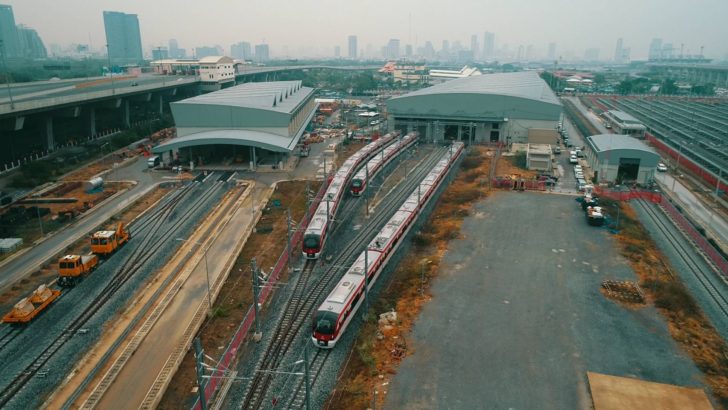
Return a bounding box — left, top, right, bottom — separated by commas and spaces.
286, 208, 292, 272
36, 206, 44, 236
194, 337, 208, 410
251, 258, 262, 342
106, 44, 115, 95
303, 343, 312, 410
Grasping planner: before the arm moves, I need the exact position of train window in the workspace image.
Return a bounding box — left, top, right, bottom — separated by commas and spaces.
92, 238, 100, 245
303, 234, 319, 250
313, 311, 338, 335
100, 239, 108, 245
60, 262, 70, 269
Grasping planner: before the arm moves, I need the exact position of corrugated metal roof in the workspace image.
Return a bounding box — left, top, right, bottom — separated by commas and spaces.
390, 71, 559, 105
607, 110, 642, 124
175, 81, 313, 114
588, 134, 658, 154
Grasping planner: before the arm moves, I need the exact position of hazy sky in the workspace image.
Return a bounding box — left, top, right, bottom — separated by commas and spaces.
5, 0, 728, 59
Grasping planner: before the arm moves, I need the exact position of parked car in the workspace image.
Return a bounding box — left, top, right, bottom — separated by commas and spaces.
569, 155, 578, 164
574, 165, 583, 172
553, 147, 561, 154
575, 171, 585, 179
657, 162, 668, 172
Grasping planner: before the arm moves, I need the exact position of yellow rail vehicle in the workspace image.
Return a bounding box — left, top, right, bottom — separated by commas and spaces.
58, 254, 99, 287
2, 284, 61, 324
91, 222, 129, 256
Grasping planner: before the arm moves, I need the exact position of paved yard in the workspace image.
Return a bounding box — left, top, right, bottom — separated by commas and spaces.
383, 191, 706, 409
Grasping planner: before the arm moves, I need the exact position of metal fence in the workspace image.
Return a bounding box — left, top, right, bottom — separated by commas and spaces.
192, 177, 329, 410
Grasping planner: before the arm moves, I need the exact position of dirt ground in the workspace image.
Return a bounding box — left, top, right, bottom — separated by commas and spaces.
326, 147, 496, 410
0, 186, 171, 315
605, 200, 728, 407
159, 180, 320, 408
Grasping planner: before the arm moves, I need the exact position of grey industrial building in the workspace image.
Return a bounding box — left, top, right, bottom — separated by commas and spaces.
386, 71, 562, 144
584, 134, 660, 184
152, 81, 316, 170
603, 110, 646, 137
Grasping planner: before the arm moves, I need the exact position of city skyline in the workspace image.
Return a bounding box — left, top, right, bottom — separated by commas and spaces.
1, 0, 727, 61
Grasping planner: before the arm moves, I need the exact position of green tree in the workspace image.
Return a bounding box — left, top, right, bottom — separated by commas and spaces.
660, 78, 678, 95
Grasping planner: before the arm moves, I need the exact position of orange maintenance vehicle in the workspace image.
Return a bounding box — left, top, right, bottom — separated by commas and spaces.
91, 222, 129, 256
58, 254, 99, 287
2, 284, 61, 324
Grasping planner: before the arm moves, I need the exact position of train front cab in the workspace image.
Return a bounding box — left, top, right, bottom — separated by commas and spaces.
302, 233, 322, 259
350, 178, 365, 197
312, 309, 339, 348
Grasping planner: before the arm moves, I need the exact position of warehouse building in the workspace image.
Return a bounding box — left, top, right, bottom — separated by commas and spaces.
584, 134, 660, 184
152, 81, 316, 170
603, 110, 646, 138
386, 71, 562, 145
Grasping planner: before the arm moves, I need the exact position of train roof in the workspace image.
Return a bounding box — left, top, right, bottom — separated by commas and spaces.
305, 207, 329, 234
60, 255, 81, 261
324, 176, 346, 201
320, 250, 382, 314
400, 194, 421, 212
369, 210, 410, 251
92, 230, 116, 238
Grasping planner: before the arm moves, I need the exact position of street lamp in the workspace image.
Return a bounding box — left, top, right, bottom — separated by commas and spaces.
0, 39, 15, 109
176, 237, 212, 309
106, 44, 115, 95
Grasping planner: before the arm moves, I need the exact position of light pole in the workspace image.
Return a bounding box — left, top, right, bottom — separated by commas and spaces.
176, 238, 212, 309
0, 39, 15, 109
671, 142, 683, 192
106, 44, 115, 95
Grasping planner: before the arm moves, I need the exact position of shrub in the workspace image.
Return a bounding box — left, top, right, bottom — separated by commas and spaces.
644, 279, 700, 316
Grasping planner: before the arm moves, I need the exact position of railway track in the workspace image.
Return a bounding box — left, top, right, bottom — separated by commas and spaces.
632, 195, 728, 320
284, 347, 330, 408
240, 147, 449, 409
0, 173, 229, 407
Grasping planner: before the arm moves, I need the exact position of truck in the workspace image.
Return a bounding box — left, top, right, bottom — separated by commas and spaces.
58, 254, 99, 287
91, 222, 130, 256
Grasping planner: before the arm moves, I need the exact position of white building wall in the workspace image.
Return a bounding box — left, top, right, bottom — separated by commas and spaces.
506, 119, 559, 144
199, 63, 235, 83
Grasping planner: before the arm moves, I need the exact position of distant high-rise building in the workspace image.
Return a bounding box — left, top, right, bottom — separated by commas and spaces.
151, 47, 168, 60
662, 43, 674, 59
348, 35, 357, 59
442, 40, 450, 53
103, 11, 143, 63
614, 38, 624, 62
254, 43, 269, 62
483, 32, 495, 58
169, 39, 180, 58
584, 48, 599, 61
526, 44, 534, 60
0, 4, 20, 58
547, 42, 556, 60
649, 38, 663, 60
334, 45, 340, 58
423, 41, 435, 60
231, 42, 252, 60
195, 46, 218, 59
405, 44, 412, 57
16, 24, 46, 59
470, 34, 479, 58
517, 45, 524, 61
386, 39, 400, 59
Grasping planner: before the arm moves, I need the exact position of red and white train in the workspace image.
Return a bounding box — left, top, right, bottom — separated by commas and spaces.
350, 132, 419, 196
302, 132, 399, 259
312, 142, 464, 348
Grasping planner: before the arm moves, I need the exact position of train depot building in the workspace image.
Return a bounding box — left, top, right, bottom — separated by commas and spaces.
603, 109, 647, 138
386, 71, 562, 145
152, 80, 316, 170
584, 134, 660, 184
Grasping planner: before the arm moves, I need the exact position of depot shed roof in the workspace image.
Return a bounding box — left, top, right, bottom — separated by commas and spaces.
387, 71, 562, 121
588, 134, 657, 154
173, 80, 312, 114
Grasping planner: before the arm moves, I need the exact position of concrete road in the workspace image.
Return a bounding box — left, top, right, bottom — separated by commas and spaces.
383, 192, 705, 409
94, 183, 263, 409
0, 157, 164, 291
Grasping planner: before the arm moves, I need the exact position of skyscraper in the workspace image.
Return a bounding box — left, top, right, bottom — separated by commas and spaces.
584, 48, 599, 61
16, 25, 46, 59
254, 44, 269, 62
649, 38, 663, 60
547, 42, 556, 60
231, 42, 252, 60
103, 11, 143, 63
348, 35, 357, 59
334, 45, 341, 58
151, 47, 168, 60
386, 39, 400, 60
169, 39, 179, 58
470, 34, 479, 59
0, 4, 20, 58
483, 32, 495, 58
614, 38, 624, 62
195, 46, 218, 59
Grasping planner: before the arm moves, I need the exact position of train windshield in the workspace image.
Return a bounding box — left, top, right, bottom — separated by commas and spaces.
303, 234, 320, 250
351, 179, 362, 188
59, 262, 71, 269
313, 311, 338, 335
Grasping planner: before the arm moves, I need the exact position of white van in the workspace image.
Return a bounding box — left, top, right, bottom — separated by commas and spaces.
576, 178, 587, 191
147, 155, 160, 168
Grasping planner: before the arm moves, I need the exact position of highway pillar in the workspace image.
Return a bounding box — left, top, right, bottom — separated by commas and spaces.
158, 94, 164, 115
45, 116, 55, 152
87, 106, 96, 137
249, 146, 256, 170
122, 99, 130, 128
